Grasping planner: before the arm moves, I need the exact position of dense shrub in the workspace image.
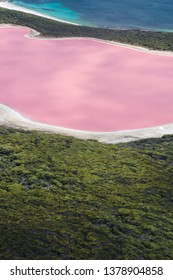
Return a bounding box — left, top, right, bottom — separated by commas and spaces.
0, 127, 173, 259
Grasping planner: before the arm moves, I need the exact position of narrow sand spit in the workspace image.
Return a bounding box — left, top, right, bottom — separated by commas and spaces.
1, 104, 173, 144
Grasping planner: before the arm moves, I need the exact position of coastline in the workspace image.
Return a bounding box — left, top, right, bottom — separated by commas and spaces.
1, 1, 173, 33
0, 1, 79, 25
1, 103, 173, 144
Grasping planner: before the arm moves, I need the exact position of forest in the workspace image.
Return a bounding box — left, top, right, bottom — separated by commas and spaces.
0, 127, 173, 259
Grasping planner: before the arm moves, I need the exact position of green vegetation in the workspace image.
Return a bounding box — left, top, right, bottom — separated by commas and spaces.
0, 127, 173, 259
1, 7, 173, 51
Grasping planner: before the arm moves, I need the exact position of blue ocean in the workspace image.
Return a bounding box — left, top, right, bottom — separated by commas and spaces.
10, 0, 173, 31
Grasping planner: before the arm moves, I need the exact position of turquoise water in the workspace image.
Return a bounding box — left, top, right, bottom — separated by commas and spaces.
11, 1, 84, 24
10, 0, 173, 31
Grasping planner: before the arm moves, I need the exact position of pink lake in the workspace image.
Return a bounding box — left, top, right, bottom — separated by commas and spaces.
0, 27, 173, 132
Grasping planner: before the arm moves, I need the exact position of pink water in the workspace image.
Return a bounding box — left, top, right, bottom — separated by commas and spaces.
0, 27, 173, 132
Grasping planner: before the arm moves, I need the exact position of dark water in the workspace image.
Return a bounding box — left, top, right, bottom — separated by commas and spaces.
11, 0, 173, 31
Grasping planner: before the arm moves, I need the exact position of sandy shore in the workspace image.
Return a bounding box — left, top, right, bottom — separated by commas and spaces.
23, 25, 173, 57
35, 36, 173, 57
1, 103, 173, 144
0, 1, 79, 25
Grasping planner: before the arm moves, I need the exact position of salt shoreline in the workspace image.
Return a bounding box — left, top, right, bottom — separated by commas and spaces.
1, 103, 173, 144
0, 1, 79, 25
35, 36, 173, 57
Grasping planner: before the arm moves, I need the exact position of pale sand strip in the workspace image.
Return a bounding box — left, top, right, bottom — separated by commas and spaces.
1, 104, 173, 144
34, 36, 173, 57
0, 1, 79, 25
25, 27, 173, 58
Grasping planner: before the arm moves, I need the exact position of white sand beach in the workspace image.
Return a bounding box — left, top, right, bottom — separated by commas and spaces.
36, 36, 173, 57
0, 1, 79, 25
1, 104, 173, 144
